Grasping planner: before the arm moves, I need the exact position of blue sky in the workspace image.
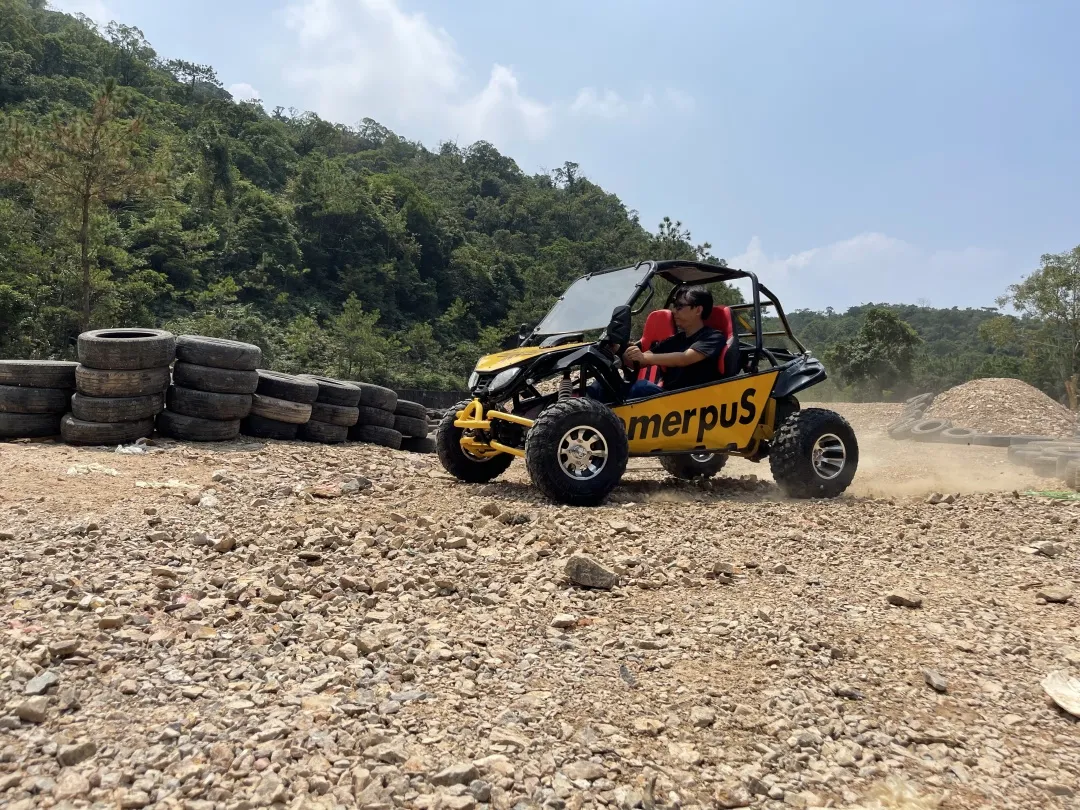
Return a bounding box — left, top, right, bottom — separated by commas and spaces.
53, 0, 1080, 312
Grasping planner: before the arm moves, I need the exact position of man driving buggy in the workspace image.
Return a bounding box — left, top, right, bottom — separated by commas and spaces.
590, 285, 725, 401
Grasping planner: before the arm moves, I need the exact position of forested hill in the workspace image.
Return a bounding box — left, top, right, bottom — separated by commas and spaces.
0, 0, 1060, 400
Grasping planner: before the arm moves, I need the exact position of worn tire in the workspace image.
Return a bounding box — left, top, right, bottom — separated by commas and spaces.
156, 410, 240, 442
75, 365, 170, 398
660, 453, 728, 480
970, 434, 1011, 448
401, 435, 436, 454
0, 384, 71, 414
1064, 460, 1080, 490
1055, 452, 1080, 478
71, 392, 163, 423
395, 399, 427, 419
0, 360, 78, 389
173, 362, 258, 395
77, 328, 175, 371
176, 335, 261, 371
436, 400, 515, 483
356, 405, 395, 429
255, 370, 319, 404
1009, 447, 1043, 466
166, 385, 252, 420
310, 402, 360, 427
241, 414, 299, 440
1032, 456, 1060, 477
250, 394, 312, 425
937, 426, 979, 445
904, 393, 934, 409
0, 412, 62, 438
61, 413, 154, 445
909, 418, 952, 441
525, 397, 629, 507
394, 414, 429, 439
299, 419, 349, 444
769, 408, 858, 498
348, 382, 397, 412
887, 416, 921, 440
299, 376, 361, 407
351, 424, 402, 449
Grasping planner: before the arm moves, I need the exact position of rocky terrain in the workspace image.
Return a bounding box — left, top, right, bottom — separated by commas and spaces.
1, 402, 1078, 810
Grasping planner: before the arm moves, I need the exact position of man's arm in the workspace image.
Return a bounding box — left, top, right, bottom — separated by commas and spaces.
624, 345, 706, 368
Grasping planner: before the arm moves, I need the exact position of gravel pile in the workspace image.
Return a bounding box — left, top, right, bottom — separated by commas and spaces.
928, 378, 1077, 438
0, 403, 1078, 810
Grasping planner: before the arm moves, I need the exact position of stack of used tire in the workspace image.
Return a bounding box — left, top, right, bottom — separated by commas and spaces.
242, 371, 319, 440
1007, 439, 1080, 486
0, 360, 78, 439
157, 336, 260, 442
344, 382, 402, 449
64, 329, 174, 445
394, 398, 435, 453
297, 376, 361, 444
887, 392, 1010, 447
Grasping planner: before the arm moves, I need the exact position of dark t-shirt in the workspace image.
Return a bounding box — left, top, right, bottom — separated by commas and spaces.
651, 326, 724, 391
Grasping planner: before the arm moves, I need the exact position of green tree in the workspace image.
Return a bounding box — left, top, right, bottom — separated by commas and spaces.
825, 308, 921, 400
0, 79, 158, 331
981, 246, 1080, 409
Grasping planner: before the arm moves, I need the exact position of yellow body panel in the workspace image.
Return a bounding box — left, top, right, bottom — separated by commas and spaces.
611, 370, 779, 454
473, 343, 588, 372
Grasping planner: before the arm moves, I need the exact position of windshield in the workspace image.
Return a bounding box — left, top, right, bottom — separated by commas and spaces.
534, 264, 650, 335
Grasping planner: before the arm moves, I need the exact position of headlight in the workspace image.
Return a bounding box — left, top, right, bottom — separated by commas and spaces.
488, 367, 521, 394
468, 372, 479, 390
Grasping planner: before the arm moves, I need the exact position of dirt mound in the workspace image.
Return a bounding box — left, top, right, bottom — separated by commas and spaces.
927, 377, 1077, 437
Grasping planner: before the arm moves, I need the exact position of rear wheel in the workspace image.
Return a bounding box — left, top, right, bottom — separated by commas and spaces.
525, 398, 629, 506
436, 400, 514, 483
660, 452, 728, 480
770, 408, 858, 498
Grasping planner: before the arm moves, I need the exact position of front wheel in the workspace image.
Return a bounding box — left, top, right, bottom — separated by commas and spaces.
436, 401, 514, 483
769, 408, 858, 498
525, 398, 629, 506
660, 452, 728, 480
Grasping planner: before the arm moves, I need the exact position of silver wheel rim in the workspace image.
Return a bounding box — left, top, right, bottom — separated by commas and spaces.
690, 452, 714, 463
558, 426, 609, 480
812, 433, 846, 480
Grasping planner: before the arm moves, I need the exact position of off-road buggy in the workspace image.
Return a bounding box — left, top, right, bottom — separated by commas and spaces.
436, 260, 858, 506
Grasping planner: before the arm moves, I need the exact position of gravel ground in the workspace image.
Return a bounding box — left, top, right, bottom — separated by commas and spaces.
1, 402, 1077, 810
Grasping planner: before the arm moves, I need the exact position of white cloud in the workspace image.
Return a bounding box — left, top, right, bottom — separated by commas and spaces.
280, 0, 552, 145
665, 87, 695, 113
228, 82, 262, 103
728, 233, 1014, 311
570, 86, 694, 120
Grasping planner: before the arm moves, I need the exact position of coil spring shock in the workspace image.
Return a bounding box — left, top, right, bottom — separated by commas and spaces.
558, 375, 574, 401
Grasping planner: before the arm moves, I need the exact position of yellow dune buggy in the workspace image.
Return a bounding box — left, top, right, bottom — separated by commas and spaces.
436, 260, 858, 506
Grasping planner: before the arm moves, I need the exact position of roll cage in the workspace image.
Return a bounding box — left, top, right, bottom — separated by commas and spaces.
523, 259, 808, 375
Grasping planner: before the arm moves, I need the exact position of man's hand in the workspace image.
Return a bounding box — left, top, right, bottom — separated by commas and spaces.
623, 345, 645, 366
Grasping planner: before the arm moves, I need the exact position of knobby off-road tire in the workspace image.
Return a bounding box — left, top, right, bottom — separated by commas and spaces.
0, 360, 77, 389
71, 392, 163, 423
255, 370, 320, 404
348, 382, 397, 412
401, 435, 436, 454
75, 365, 170, 398
299, 376, 361, 407
769, 408, 858, 499
166, 385, 252, 421
242, 414, 300, 440
660, 453, 728, 480
394, 414, 429, 439
0, 385, 71, 414
0, 413, 62, 438
78, 329, 175, 371
395, 399, 427, 420
157, 410, 241, 442
310, 402, 360, 427
173, 362, 258, 395
352, 424, 402, 449
525, 397, 629, 507
436, 400, 514, 483
300, 420, 349, 444
356, 405, 395, 429
61, 413, 154, 446
250, 394, 312, 425
175, 335, 261, 370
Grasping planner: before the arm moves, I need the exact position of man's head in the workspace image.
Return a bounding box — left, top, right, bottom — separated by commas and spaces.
671, 286, 712, 332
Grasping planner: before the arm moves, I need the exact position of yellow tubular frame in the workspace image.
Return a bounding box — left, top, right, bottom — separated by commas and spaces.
454, 400, 533, 458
